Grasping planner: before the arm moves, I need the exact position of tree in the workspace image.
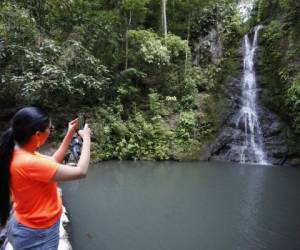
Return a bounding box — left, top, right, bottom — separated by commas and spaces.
121, 0, 150, 69
15, 0, 72, 30
161, 0, 167, 37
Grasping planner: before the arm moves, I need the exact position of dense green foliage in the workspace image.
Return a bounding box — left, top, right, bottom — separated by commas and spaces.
252, 0, 300, 132
0, 0, 242, 161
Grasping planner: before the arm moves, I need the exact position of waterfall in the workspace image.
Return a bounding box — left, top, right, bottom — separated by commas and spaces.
237, 0, 256, 23
234, 25, 268, 164
210, 1, 291, 165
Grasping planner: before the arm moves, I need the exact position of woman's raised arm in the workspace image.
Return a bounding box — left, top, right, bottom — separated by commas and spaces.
52, 118, 79, 163
52, 124, 91, 182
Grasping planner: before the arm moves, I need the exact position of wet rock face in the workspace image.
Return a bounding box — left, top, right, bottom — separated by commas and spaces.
192, 26, 223, 65
258, 106, 296, 165
261, 105, 300, 166
209, 72, 244, 162
209, 127, 243, 162
208, 45, 300, 166
209, 83, 300, 165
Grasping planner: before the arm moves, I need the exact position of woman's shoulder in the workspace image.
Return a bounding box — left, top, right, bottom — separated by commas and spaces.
12, 149, 34, 163
11, 150, 48, 170
10, 150, 35, 177
11, 149, 59, 182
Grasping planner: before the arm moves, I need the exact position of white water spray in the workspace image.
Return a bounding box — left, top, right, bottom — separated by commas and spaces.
235, 25, 268, 164
238, 0, 256, 22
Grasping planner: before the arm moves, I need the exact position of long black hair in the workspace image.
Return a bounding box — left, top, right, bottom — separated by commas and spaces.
0, 106, 50, 226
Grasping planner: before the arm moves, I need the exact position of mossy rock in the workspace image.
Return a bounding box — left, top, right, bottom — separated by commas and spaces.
171, 139, 202, 161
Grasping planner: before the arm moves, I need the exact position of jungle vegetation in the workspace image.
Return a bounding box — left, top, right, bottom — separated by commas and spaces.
0, 0, 298, 161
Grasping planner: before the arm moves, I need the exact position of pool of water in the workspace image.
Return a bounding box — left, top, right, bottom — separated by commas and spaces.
61, 161, 300, 250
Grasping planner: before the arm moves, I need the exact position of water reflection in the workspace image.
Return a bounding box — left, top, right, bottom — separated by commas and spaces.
61, 161, 300, 250
236, 166, 266, 249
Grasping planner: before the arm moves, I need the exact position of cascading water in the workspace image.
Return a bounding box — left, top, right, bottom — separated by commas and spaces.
210, 1, 297, 165
234, 25, 268, 164
237, 0, 256, 22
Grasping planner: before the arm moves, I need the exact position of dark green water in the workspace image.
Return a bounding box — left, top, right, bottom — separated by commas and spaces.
61, 161, 300, 250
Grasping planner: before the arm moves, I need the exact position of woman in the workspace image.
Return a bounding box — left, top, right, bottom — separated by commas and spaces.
0, 106, 91, 249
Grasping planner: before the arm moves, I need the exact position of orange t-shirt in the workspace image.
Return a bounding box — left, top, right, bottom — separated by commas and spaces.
10, 149, 62, 229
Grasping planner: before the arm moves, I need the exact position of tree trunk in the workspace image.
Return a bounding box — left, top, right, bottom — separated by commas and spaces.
161, 0, 167, 37
125, 10, 132, 70
185, 14, 191, 69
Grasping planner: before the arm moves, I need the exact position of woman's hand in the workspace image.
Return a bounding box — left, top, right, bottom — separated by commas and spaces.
68, 118, 80, 135
78, 124, 91, 140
